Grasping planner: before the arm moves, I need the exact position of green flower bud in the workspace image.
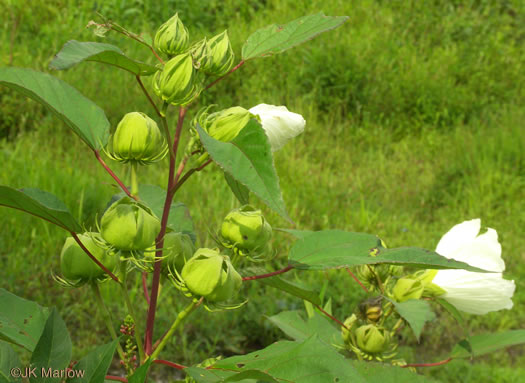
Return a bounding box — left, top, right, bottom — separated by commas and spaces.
418, 270, 447, 297
164, 232, 195, 273
153, 53, 200, 106
392, 277, 425, 302
355, 324, 390, 354
60, 233, 118, 280
196, 106, 252, 142
341, 314, 358, 345
106, 112, 168, 164
101, 197, 160, 251
154, 13, 190, 57
203, 30, 234, 76
181, 248, 242, 302
190, 38, 211, 70
220, 205, 272, 255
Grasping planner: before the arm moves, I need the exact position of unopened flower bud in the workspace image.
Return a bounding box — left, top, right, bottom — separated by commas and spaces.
202, 30, 234, 76
154, 13, 189, 57
164, 232, 195, 273
101, 197, 160, 251
191, 38, 211, 70
181, 248, 242, 302
220, 205, 272, 255
153, 53, 200, 106
60, 233, 117, 280
196, 106, 252, 142
107, 112, 168, 164
392, 277, 425, 303
341, 314, 357, 345
355, 324, 389, 354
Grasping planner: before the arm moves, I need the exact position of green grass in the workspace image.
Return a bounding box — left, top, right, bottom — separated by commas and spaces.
1, 0, 524, 381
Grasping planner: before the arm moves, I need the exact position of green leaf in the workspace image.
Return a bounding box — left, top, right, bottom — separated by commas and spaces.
242, 13, 349, 60
275, 228, 314, 239
30, 308, 72, 383
0, 186, 82, 232
0, 341, 21, 383
184, 367, 278, 383
0, 68, 109, 150
267, 310, 344, 348
388, 298, 435, 341
50, 41, 158, 76
288, 230, 489, 272
0, 289, 50, 352
253, 273, 320, 307
67, 339, 119, 383
207, 337, 365, 383
224, 173, 250, 205
451, 330, 525, 359
138, 184, 195, 241
349, 361, 436, 382
197, 121, 289, 221
127, 360, 151, 383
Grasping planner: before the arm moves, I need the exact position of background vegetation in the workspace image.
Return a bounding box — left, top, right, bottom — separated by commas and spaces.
1, 0, 523, 381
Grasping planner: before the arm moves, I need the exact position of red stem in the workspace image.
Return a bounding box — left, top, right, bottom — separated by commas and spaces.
174, 157, 189, 185
142, 272, 150, 305
144, 108, 187, 355
242, 265, 293, 281
346, 268, 369, 293
136, 75, 162, 118
402, 358, 453, 368
205, 60, 245, 90
70, 232, 119, 282
94, 151, 137, 200
315, 304, 349, 330
169, 159, 213, 195
105, 376, 127, 383
153, 359, 187, 370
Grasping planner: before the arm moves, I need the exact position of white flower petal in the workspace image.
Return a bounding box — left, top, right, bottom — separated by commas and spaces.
436, 218, 481, 257
433, 270, 515, 315
436, 219, 503, 272
431, 219, 515, 315
249, 103, 305, 152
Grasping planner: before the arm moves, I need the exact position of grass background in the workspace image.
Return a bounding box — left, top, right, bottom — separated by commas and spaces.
0, 0, 524, 381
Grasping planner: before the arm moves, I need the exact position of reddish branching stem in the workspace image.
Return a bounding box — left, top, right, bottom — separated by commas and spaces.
401, 358, 453, 368
205, 60, 245, 90
242, 265, 294, 281
94, 150, 137, 200
346, 268, 369, 293
142, 272, 150, 305
71, 232, 119, 282
153, 359, 187, 370
105, 376, 127, 383
136, 75, 162, 118
144, 107, 187, 355
315, 304, 349, 330
169, 159, 213, 195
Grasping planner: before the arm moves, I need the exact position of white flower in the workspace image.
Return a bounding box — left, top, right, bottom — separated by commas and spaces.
431, 219, 515, 315
249, 104, 305, 152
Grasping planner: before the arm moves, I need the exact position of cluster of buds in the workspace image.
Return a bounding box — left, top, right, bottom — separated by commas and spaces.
151, 13, 235, 107
219, 205, 273, 259
120, 316, 138, 372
